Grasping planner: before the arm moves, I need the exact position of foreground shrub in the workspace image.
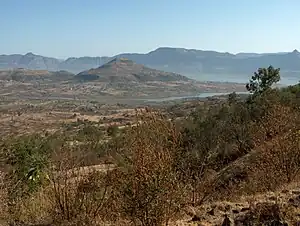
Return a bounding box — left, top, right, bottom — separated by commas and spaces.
49, 164, 113, 225
0, 133, 65, 222
247, 129, 300, 192
4, 153, 114, 225
1, 134, 59, 204
110, 111, 187, 226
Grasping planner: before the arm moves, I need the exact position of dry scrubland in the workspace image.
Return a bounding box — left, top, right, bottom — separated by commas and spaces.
0, 66, 300, 225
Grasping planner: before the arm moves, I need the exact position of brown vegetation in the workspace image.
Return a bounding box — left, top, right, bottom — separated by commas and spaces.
0, 66, 300, 225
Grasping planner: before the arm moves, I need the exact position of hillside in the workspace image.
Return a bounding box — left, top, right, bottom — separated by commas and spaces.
0, 77, 299, 225
0, 68, 73, 83
75, 58, 190, 83
1, 48, 300, 82
0, 64, 246, 101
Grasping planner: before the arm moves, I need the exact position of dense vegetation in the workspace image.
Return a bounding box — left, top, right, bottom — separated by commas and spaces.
0, 66, 300, 225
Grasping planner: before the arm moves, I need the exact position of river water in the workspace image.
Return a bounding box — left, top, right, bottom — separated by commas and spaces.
145, 91, 249, 102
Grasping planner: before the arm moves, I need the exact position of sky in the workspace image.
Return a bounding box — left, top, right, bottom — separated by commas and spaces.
1, 0, 300, 59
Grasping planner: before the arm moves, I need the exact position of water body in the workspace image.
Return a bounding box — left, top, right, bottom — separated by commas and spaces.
146, 91, 249, 102
193, 74, 299, 86
146, 77, 299, 103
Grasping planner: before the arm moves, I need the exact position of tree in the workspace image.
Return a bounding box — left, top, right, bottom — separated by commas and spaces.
246, 66, 280, 95
228, 92, 238, 105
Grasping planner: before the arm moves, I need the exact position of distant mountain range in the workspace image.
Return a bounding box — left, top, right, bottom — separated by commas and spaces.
0, 58, 247, 100
0, 58, 191, 84
1, 48, 300, 80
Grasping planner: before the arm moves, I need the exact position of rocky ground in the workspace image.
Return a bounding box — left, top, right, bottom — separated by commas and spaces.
174, 184, 300, 225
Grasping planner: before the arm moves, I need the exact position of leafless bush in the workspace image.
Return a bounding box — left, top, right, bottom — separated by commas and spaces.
47, 152, 114, 225
110, 110, 187, 226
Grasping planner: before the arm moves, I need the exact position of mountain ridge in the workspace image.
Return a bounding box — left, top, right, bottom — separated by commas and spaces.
1, 48, 300, 80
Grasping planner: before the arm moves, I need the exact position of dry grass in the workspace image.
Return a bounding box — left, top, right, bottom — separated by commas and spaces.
0, 171, 8, 224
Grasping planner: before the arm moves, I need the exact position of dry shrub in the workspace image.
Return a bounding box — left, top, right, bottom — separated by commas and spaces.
254, 104, 299, 141
47, 152, 114, 225
206, 166, 250, 202
209, 102, 300, 198
4, 149, 115, 226
110, 110, 187, 226
7, 187, 52, 224
247, 130, 300, 193
2, 170, 52, 224
0, 171, 9, 223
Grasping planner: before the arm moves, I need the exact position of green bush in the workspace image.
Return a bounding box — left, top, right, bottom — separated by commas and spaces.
1, 134, 62, 198
106, 125, 119, 137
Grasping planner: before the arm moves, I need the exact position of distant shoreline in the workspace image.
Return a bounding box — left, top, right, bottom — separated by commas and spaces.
142, 91, 250, 103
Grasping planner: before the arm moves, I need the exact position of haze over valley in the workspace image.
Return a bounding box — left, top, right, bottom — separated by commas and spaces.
0, 56, 247, 103
1, 48, 300, 85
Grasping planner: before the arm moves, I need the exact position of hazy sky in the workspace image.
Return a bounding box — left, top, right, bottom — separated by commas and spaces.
1, 0, 300, 58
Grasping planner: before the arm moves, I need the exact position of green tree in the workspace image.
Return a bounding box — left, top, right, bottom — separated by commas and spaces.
246, 65, 280, 95
228, 92, 238, 105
